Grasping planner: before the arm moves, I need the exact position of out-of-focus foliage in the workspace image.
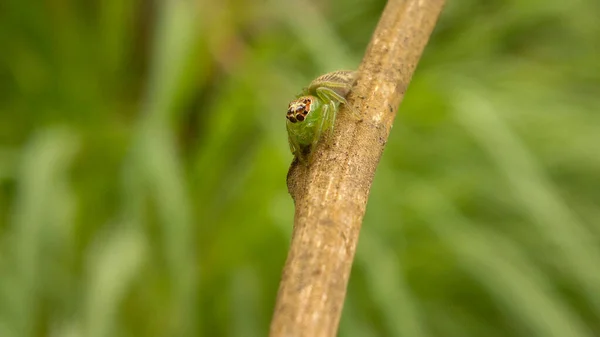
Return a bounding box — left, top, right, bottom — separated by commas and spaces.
1, 0, 599, 336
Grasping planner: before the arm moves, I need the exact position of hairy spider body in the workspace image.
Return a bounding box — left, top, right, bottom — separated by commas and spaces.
285, 70, 359, 163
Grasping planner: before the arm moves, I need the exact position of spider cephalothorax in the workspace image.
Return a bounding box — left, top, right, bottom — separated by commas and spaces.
286, 96, 314, 123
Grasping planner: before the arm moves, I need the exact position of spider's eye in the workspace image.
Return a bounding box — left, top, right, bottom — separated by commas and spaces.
287, 103, 302, 123
286, 97, 314, 123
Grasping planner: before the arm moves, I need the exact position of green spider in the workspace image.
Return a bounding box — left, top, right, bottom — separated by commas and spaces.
285, 70, 359, 163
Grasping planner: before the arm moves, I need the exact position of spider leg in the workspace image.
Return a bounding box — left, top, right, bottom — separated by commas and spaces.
315, 87, 361, 120
313, 103, 329, 147
287, 122, 306, 164
327, 100, 337, 138
300, 103, 330, 164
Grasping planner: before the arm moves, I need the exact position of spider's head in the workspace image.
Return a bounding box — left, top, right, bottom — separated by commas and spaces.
286, 96, 315, 123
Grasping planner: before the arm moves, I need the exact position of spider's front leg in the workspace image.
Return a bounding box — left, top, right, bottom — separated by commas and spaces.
324, 100, 337, 139
286, 123, 306, 163
315, 87, 361, 120
308, 103, 330, 161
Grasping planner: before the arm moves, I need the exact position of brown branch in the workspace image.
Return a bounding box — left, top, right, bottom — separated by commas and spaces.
269, 1, 446, 336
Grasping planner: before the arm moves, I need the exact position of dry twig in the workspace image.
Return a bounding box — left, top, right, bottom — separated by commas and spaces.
270, 1, 446, 336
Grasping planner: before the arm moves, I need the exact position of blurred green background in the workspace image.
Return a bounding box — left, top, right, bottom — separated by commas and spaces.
1, 0, 600, 336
